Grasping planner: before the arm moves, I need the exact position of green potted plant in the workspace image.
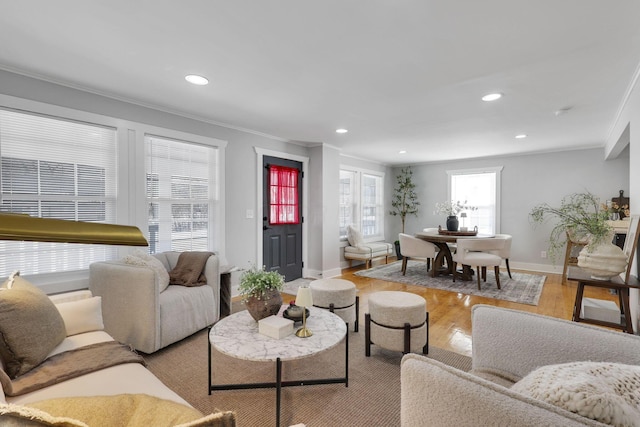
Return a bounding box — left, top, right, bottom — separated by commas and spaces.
529, 192, 611, 260
389, 167, 420, 259
529, 192, 627, 278
239, 265, 285, 321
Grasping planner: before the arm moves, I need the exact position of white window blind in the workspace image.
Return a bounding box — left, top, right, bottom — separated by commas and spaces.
145, 135, 219, 253
0, 108, 117, 276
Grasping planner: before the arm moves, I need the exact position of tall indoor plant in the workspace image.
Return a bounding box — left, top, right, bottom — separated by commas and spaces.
239, 265, 285, 321
389, 166, 420, 259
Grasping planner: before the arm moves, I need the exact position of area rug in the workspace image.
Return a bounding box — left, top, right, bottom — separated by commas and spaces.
355, 260, 546, 306
144, 314, 471, 427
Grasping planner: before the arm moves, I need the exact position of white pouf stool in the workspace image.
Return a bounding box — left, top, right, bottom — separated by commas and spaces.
365, 291, 428, 356
310, 278, 359, 332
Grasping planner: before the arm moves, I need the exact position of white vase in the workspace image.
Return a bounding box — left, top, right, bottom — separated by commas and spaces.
577, 232, 627, 280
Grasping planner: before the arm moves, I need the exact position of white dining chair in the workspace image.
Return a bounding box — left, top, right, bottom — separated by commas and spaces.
452, 238, 505, 290
490, 234, 513, 278
399, 233, 438, 275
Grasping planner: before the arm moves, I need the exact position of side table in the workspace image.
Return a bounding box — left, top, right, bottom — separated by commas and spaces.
567, 266, 640, 334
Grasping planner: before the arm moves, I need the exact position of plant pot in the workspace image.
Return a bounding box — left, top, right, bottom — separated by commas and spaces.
446, 216, 459, 232
577, 232, 628, 280
244, 288, 283, 321
394, 240, 403, 260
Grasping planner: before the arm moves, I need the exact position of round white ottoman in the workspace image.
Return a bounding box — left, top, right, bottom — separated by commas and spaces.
310, 278, 359, 332
365, 291, 428, 356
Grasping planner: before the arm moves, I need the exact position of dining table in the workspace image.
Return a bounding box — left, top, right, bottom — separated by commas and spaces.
415, 228, 495, 280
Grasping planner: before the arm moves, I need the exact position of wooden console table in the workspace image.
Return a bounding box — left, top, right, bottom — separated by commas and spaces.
567, 266, 640, 334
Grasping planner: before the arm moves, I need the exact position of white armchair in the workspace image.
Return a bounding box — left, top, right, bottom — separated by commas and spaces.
89, 251, 222, 353
398, 233, 438, 275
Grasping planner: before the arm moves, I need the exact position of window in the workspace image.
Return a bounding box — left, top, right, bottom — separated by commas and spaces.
269, 165, 299, 225
0, 109, 117, 276
145, 135, 219, 253
448, 167, 503, 235
339, 168, 384, 240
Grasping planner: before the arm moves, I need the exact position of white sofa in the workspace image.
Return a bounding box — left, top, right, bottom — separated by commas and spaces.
344, 225, 393, 268
401, 305, 640, 427
89, 251, 222, 354
0, 287, 235, 426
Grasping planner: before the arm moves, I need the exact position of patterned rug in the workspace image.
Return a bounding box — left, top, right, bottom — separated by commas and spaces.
355, 260, 546, 305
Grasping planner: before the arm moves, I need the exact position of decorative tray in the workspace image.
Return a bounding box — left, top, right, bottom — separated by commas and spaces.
437, 226, 478, 236
283, 306, 310, 322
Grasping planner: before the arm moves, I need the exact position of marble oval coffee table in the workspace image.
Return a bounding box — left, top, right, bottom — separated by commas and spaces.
208, 306, 348, 427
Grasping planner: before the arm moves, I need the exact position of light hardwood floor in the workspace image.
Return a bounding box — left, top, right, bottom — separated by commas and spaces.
283, 258, 619, 357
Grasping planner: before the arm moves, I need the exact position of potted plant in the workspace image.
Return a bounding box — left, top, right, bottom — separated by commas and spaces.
529, 192, 627, 278
239, 265, 285, 321
434, 200, 476, 231
389, 167, 420, 259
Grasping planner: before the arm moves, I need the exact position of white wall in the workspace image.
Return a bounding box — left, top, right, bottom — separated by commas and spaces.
606, 65, 640, 333
389, 148, 629, 273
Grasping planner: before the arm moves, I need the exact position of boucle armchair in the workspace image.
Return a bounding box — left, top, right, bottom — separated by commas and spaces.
401, 305, 640, 427
89, 251, 221, 353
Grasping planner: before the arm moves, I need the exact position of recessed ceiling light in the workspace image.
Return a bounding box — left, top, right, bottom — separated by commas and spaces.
482, 93, 503, 102
185, 74, 209, 85
399, 150, 407, 154
515, 134, 527, 139
336, 128, 348, 134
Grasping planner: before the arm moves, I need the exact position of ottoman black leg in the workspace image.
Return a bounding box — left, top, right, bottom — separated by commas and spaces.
365, 313, 371, 357
423, 312, 429, 354
355, 296, 360, 332
403, 322, 411, 354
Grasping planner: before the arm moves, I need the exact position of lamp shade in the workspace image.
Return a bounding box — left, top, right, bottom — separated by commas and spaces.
295, 286, 313, 307
0, 213, 148, 246
460, 212, 467, 218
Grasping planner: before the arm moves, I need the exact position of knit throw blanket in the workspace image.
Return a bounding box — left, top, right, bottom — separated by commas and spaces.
169, 251, 214, 287
511, 361, 640, 427
0, 341, 145, 396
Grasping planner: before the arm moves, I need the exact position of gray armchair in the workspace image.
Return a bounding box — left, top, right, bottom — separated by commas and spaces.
89, 251, 222, 353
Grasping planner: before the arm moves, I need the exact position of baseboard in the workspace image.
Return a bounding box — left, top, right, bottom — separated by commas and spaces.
509, 261, 562, 275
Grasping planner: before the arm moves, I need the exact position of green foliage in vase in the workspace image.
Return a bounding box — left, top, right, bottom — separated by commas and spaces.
529, 192, 612, 261
389, 166, 420, 234
238, 265, 285, 301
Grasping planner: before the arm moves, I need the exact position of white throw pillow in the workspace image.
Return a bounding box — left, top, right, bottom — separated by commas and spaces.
54, 297, 104, 337
511, 361, 640, 427
347, 225, 364, 247
122, 251, 170, 293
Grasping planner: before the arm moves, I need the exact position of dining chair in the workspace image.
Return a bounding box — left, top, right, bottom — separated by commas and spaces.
490, 234, 513, 278
399, 233, 438, 275
452, 238, 505, 290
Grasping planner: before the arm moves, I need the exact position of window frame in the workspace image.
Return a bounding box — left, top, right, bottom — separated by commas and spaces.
339, 166, 385, 242
0, 94, 227, 293
447, 166, 503, 235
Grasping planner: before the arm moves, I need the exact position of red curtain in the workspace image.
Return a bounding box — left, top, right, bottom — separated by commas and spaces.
269, 165, 299, 224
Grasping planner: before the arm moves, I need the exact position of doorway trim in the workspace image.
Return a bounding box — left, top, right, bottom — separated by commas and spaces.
255, 147, 309, 278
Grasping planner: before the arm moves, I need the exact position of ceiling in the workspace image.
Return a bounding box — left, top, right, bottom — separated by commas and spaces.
1, 1, 639, 165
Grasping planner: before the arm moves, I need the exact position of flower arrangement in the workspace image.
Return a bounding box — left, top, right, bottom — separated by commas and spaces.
238, 264, 285, 302
529, 192, 612, 261
601, 201, 630, 219
434, 200, 477, 217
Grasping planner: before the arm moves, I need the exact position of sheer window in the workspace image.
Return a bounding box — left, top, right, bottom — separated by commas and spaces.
339, 168, 384, 240
145, 135, 219, 253
0, 109, 117, 276
448, 167, 502, 235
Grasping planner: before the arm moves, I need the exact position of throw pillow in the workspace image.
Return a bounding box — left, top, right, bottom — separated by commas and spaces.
122, 250, 170, 293
0, 275, 66, 378
27, 394, 236, 427
54, 297, 104, 337
347, 225, 364, 247
511, 361, 640, 427
0, 402, 87, 427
